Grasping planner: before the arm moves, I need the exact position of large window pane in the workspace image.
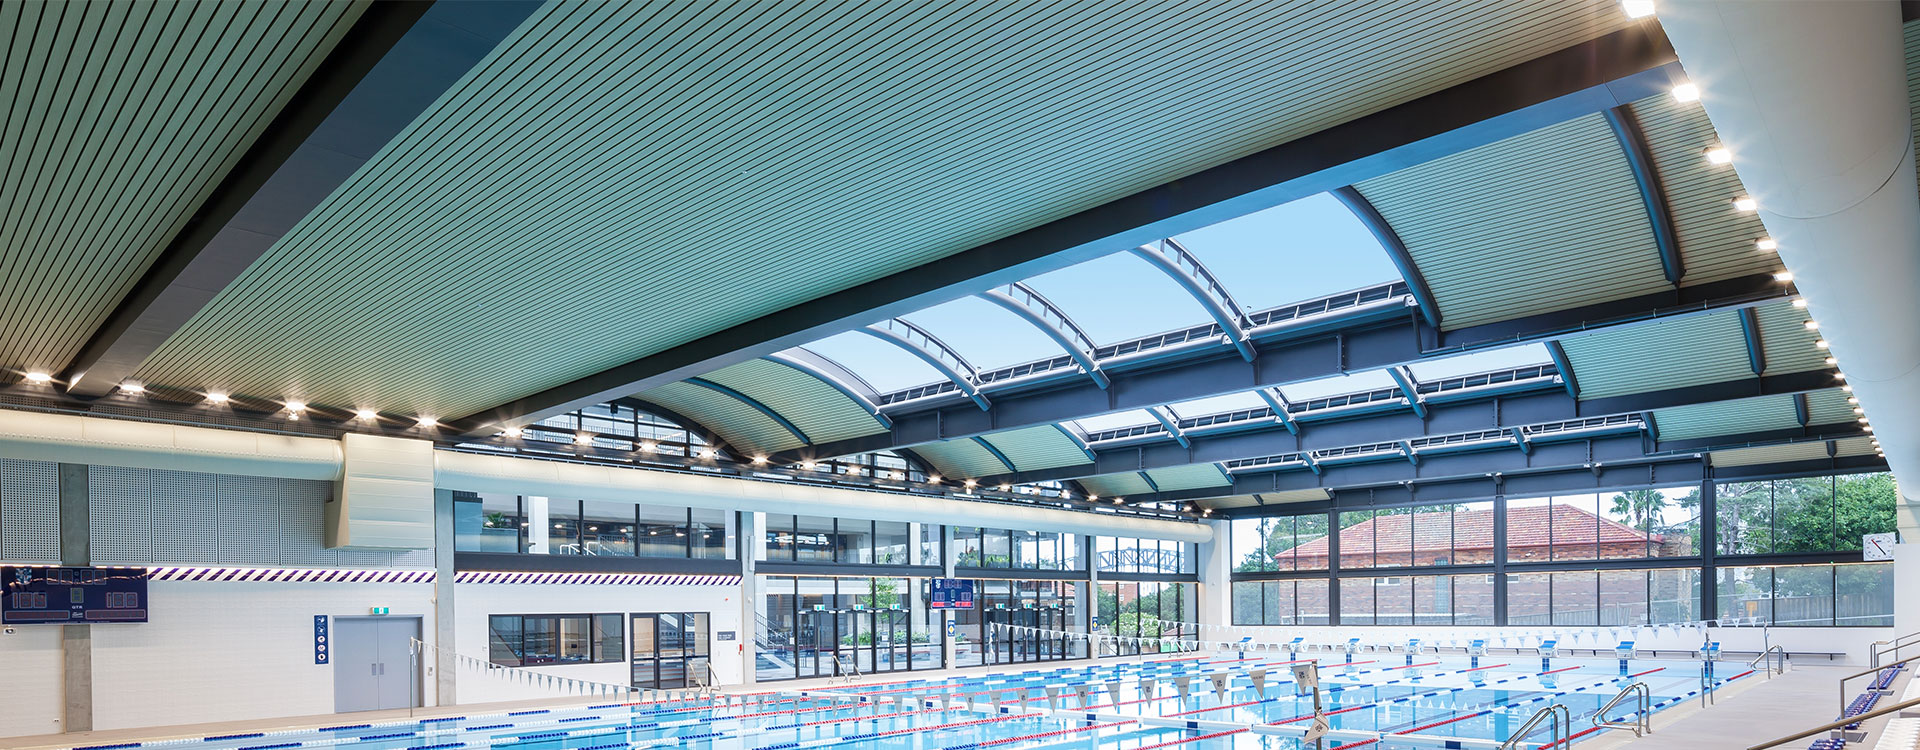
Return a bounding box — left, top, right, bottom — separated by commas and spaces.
638, 505, 688, 558
1717, 566, 1771, 625
1339, 511, 1375, 569
1339, 578, 1374, 625
1649, 568, 1700, 624
1773, 477, 1836, 553
1552, 572, 1598, 625
1506, 497, 1550, 564
456, 493, 523, 553
1508, 573, 1551, 626
581, 500, 635, 556
1551, 494, 1599, 561
764, 513, 795, 562
1413, 506, 1452, 566
874, 521, 910, 565
795, 515, 837, 563
1233, 518, 1278, 572
838, 519, 874, 564
1296, 514, 1330, 571
1373, 511, 1413, 568
1453, 501, 1494, 564
1374, 577, 1412, 625
1598, 569, 1647, 626
592, 613, 624, 661
982, 529, 1013, 568
1601, 489, 1668, 559
1231, 581, 1263, 625
1837, 563, 1895, 626
1297, 579, 1331, 625
1716, 482, 1772, 555
1416, 575, 1452, 626
1454, 574, 1495, 626
548, 500, 582, 555
1835, 473, 1899, 551
690, 508, 729, 559
488, 615, 523, 666
1774, 565, 1835, 627
956, 527, 982, 567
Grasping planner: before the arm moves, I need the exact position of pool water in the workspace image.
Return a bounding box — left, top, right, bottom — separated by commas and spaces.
79, 654, 1747, 750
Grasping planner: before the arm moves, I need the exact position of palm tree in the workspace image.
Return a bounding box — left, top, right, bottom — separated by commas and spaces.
1608, 489, 1668, 532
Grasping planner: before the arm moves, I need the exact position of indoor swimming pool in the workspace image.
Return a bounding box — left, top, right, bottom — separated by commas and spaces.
72, 654, 1750, 750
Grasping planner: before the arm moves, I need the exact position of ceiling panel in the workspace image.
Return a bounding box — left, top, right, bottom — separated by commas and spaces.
635, 381, 805, 457
1356, 113, 1667, 330
1079, 472, 1155, 499
1559, 310, 1750, 400
1144, 464, 1232, 492
697, 359, 886, 445
1804, 388, 1856, 427
1652, 394, 1796, 441
131, 0, 1637, 416
1752, 299, 1827, 375
977, 425, 1092, 474
907, 439, 1010, 481
1627, 92, 1779, 286
1710, 440, 1833, 468
0, 0, 362, 373
1196, 488, 1331, 510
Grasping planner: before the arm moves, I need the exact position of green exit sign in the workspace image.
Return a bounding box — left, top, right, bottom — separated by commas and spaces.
369, 607, 390, 615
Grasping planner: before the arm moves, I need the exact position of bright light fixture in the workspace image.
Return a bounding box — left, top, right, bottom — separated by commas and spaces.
1791, 298, 1807, 308
997, 484, 1010, 492
22, 371, 52, 384
800, 461, 816, 470
1671, 82, 1701, 103
417, 416, 438, 428
1704, 145, 1732, 164
1622, 0, 1655, 18
1114, 497, 1126, 504
118, 382, 144, 394
640, 441, 657, 453
1733, 196, 1758, 212
1804, 321, 1819, 330
928, 475, 941, 484
1756, 238, 1778, 252
502, 426, 523, 438
751, 455, 767, 464
964, 479, 977, 488
698, 448, 716, 459
287, 413, 300, 421
1849, 397, 1859, 404
1816, 340, 1830, 349
285, 400, 307, 412
1088, 494, 1099, 502
1843, 384, 1854, 392
1860, 417, 1871, 424
1854, 407, 1865, 415
1826, 357, 1838, 365
1773, 271, 1794, 282
355, 409, 378, 421
205, 391, 230, 404
574, 432, 594, 445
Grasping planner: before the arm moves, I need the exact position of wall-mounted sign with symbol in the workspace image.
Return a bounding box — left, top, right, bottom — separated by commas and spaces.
946, 620, 957, 639
313, 615, 329, 664
1864, 532, 1898, 561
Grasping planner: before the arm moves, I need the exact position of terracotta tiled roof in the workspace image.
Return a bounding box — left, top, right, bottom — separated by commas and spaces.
1287, 505, 1660, 558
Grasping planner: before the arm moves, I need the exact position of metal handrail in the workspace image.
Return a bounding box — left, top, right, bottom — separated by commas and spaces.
1593, 683, 1651, 737
1500, 704, 1569, 750
1750, 646, 1787, 678
1747, 696, 1920, 750
1840, 653, 1920, 714
1872, 630, 1920, 667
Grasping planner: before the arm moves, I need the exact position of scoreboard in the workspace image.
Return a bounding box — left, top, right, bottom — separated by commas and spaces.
2, 566, 148, 624
927, 578, 975, 609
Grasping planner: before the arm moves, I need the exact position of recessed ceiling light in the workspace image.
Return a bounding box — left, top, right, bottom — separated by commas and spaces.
640, 441, 657, 453
1621, 0, 1655, 18
1859, 417, 1871, 424
751, 455, 767, 464
22, 371, 52, 384
355, 409, 378, 421
1671, 82, 1701, 103
502, 426, 523, 438
928, 475, 941, 484
1756, 238, 1778, 252
1826, 357, 1838, 365
997, 484, 1010, 492
1773, 271, 1794, 282
1704, 145, 1732, 164
964, 479, 977, 488
1804, 321, 1819, 330
698, 448, 716, 459
1733, 196, 1758, 212
417, 416, 438, 428
801, 461, 816, 470
205, 391, 230, 404
285, 400, 307, 412
118, 382, 144, 394
575, 433, 594, 446
1854, 408, 1865, 415
1791, 298, 1807, 308
1843, 384, 1854, 392
1815, 340, 1830, 349
1849, 397, 1859, 404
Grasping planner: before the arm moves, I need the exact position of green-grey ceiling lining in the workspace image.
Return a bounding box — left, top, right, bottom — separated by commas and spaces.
1804, 388, 1855, 427
1833, 435, 1878, 458
1558, 311, 1750, 400
696, 359, 887, 446
635, 381, 806, 457
1709, 440, 1832, 468
1752, 299, 1827, 375
1078, 472, 1155, 499
0, 0, 363, 374
130, 0, 1636, 416
1627, 92, 1779, 286
907, 439, 1011, 481
1652, 394, 1796, 441
1143, 464, 1232, 492
1356, 113, 1668, 331
1197, 489, 1331, 509
978, 425, 1093, 474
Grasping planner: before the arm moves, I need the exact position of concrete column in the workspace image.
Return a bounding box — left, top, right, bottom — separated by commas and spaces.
1896, 543, 1920, 639
941, 524, 956, 668
432, 489, 457, 705
1196, 520, 1230, 642
57, 463, 91, 733
1086, 536, 1103, 657
738, 511, 760, 685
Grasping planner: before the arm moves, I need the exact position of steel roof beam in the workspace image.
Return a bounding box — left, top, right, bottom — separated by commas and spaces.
1148, 406, 1192, 449
971, 436, 1019, 475
685, 378, 812, 447
1738, 307, 1766, 375
1511, 426, 1532, 455
1544, 340, 1580, 399
1603, 105, 1684, 285
1130, 239, 1256, 361
763, 352, 892, 430
861, 319, 991, 411
1388, 365, 1427, 419
1333, 186, 1441, 328
958, 368, 1841, 486
448, 26, 1680, 435
1255, 388, 1300, 435
63, 1, 541, 396
981, 283, 1109, 389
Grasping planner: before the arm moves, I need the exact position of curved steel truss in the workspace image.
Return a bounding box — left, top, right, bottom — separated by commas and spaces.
1129, 238, 1256, 361
980, 282, 1109, 388
862, 318, 991, 410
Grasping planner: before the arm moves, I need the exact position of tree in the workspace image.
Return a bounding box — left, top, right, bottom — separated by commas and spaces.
1607, 489, 1668, 532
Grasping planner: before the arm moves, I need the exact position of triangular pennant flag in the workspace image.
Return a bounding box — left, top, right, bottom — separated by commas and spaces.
1250, 669, 1268, 698
1174, 675, 1191, 699
1044, 685, 1060, 709
1210, 673, 1229, 695
1107, 680, 1124, 700
1073, 683, 1092, 707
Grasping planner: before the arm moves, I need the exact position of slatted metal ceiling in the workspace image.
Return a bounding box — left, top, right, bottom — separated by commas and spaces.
1078, 472, 1155, 499
977, 425, 1092, 474
1559, 311, 1750, 400
129, 0, 1637, 416
1627, 92, 1779, 286
1197, 489, 1332, 510
0, 0, 362, 374
1144, 464, 1232, 492
1752, 299, 1827, 375
1908, 20, 1919, 190
907, 439, 1010, 481
1356, 113, 1667, 331
1710, 435, 1874, 468
697, 359, 887, 445
1804, 388, 1855, 427
1652, 394, 1797, 441
635, 381, 805, 458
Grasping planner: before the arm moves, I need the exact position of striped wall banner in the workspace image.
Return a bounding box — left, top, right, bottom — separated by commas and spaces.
452, 572, 741, 586
145, 566, 436, 583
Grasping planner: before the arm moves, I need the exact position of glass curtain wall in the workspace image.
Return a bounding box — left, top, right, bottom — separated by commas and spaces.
755, 576, 940, 681
1094, 581, 1198, 656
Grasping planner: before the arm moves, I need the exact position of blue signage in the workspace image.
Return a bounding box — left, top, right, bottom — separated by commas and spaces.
2, 566, 148, 624
928, 578, 975, 609
314, 615, 330, 664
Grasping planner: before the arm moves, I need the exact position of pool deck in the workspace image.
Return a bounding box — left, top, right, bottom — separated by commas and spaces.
1582, 663, 1877, 750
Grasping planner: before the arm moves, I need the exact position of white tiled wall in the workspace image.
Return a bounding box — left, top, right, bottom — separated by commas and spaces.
452, 583, 743, 705
0, 624, 65, 738
88, 581, 436, 731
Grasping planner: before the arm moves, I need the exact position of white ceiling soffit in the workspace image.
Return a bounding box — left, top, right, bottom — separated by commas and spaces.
0, 410, 340, 480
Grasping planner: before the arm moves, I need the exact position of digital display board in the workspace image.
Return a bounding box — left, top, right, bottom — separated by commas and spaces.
927, 578, 975, 609
2, 567, 148, 624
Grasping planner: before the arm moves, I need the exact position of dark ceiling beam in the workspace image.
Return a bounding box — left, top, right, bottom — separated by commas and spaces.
1603, 104, 1683, 285
770, 272, 1794, 464
1738, 307, 1766, 375
1333, 187, 1440, 329
611, 397, 741, 461
61, 1, 542, 396
684, 378, 812, 448
449, 24, 1683, 435
961, 368, 1841, 487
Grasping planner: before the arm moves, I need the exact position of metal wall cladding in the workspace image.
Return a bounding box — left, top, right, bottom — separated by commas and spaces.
1078, 472, 1155, 499
1143, 464, 1232, 492
130, 0, 1636, 417
0, 0, 362, 374
1626, 92, 1779, 286
1652, 394, 1797, 441
1559, 310, 1750, 400
978, 425, 1093, 473
1, 459, 58, 562
85, 466, 427, 569
1752, 299, 1829, 375
1357, 113, 1665, 331
907, 439, 1011, 480
699, 359, 887, 445
638, 381, 807, 457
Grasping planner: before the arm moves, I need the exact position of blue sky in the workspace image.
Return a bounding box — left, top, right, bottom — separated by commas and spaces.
797, 192, 1551, 410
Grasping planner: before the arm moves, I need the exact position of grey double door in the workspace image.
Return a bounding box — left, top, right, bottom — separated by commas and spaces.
333, 617, 420, 713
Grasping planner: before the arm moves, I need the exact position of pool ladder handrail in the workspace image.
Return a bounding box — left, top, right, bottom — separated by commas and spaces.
1593, 682, 1651, 737
835, 652, 861, 683
1499, 703, 1569, 750
1749, 645, 1788, 679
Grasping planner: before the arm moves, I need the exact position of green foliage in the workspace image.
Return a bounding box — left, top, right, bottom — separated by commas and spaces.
1716, 473, 1895, 555
1606, 489, 1668, 532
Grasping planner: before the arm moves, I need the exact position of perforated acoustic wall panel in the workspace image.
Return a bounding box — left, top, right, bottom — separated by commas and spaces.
1, 458, 58, 562
87, 466, 427, 569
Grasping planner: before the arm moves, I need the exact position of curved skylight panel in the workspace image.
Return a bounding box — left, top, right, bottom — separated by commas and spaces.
1166, 391, 1269, 418
1277, 369, 1398, 402
902, 296, 1067, 371
798, 331, 945, 394
1405, 343, 1553, 381
1073, 409, 1158, 434
1173, 192, 1404, 312
1021, 252, 1212, 344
